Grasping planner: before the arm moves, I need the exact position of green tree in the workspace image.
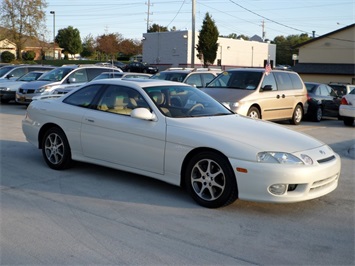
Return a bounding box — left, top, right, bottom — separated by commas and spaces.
0, 0, 47, 59
273, 33, 311, 65
1, 51, 15, 63
196, 13, 219, 67
55, 26, 83, 59
147, 23, 168, 33
81, 34, 96, 59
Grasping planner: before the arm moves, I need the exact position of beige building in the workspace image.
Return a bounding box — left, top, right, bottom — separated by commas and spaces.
293, 23, 355, 84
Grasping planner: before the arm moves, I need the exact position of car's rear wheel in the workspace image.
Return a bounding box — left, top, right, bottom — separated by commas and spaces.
247, 107, 261, 119
185, 151, 238, 208
42, 127, 72, 170
343, 117, 354, 126
290, 104, 303, 125
312, 105, 322, 122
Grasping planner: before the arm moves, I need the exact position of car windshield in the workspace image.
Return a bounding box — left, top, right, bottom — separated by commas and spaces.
143, 85, 232, 118
38, 67, 73, 81
207, 70, 263, 90
150, 72, 188, 82
305, 83, 317, 92
17, 72, 44, 81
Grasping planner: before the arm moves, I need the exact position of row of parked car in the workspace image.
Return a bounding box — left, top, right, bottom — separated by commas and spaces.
0, 63, 354, 126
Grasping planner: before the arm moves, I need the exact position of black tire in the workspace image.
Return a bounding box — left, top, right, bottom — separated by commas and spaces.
247, 107, 261, 119
42, 127, 72, 170
184, 151, 238, 208
0, 98, 10, 104
290, 104, 303, 125
343, 117, 354, 126
312, 105, 322, 122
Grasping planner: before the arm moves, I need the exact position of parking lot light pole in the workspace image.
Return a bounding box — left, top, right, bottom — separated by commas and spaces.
50, 11, 55, 59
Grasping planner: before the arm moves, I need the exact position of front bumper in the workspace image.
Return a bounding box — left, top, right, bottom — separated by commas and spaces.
229, 149, 341, 203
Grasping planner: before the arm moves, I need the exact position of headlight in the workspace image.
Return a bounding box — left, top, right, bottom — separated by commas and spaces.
257, 152, 307, 165
0, 87, 10, 91
36, 85, 54, 93
222, 102, 239, 109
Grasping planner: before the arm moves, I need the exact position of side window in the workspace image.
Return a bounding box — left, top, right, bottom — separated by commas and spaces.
63, 84, 102, 107
9, 68, 27, 78
68, 69, 88, 83
185, 74, 202, 88
319, 85, 330, 96
87, 68, 115, 81
97, 85, 149, 115
288, 73, 304, 90
273, 72, 293, 91
261, 73, 278, 91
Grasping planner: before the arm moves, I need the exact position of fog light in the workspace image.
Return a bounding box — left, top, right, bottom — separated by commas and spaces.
269, 184, 287, 195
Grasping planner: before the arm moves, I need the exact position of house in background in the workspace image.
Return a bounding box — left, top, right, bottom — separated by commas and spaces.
293, 23, 355, 84
142, 30, 276, 71
0, 27, 62, 61
0, 38, 17, 60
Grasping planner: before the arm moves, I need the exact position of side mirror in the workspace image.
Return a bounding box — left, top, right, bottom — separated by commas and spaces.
131, 108, 157, 121
6, 74, 14, 79
260, 85, 273, 92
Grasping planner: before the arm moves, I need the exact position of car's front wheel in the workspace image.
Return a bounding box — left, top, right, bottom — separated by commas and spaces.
42, 127, 72, 170
290, 104, 303, 125
247, 107, 261, 119
185, 151, 238, 208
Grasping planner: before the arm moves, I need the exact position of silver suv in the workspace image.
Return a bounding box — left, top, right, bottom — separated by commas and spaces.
16, 65, 122, 104
150, 68, 221, 88
202, 68, 308, 125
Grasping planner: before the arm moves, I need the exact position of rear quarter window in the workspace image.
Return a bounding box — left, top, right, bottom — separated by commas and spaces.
288, 73, 304, 90
273, 72, 294, 91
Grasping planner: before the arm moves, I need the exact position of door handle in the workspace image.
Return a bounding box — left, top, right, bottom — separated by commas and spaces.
281, 94, 285, 98
276, 95, 280, 99
85, 117, 95, 123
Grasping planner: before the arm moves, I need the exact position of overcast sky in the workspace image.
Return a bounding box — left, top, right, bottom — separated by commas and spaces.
44, 0, 354, 41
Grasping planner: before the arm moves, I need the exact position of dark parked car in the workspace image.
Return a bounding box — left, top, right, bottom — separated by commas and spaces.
124, 62, 158, 74
304, 82, 341, 122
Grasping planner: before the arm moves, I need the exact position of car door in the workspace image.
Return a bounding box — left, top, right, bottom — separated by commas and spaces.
80, 84, 166, 174
257, 72, 289, 120
320, 85, 339, 117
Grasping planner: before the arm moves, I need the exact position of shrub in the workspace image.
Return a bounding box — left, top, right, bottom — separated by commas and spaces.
22, 50, 36, 61
1, 51, 15, 63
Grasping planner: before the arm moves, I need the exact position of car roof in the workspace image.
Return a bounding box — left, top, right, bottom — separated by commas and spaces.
89, 77, 190, 88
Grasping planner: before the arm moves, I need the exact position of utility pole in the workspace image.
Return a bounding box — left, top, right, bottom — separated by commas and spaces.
191, 0, 196, 68
146, 0, 153, 32
261, 20, 265, 41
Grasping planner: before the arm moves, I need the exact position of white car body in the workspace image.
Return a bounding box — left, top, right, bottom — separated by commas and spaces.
22, 79, 341, 207
339, 88, 355, 126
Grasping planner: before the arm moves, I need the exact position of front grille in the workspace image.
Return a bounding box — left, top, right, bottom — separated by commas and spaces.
18, 89, 35, 94
310, 174, 338, 192
317, 155, 336, 164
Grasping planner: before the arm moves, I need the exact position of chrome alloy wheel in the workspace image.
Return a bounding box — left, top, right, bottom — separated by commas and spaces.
44, 132, 65, 165
190, 159, 226, 201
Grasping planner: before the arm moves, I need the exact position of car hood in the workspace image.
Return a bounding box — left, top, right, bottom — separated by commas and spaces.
201, 87, 254, 102
20, 80, 57, 89
166, 114, 324, 154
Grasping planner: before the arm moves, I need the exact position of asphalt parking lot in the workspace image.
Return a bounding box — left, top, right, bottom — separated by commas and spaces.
1, 103, 354, 265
